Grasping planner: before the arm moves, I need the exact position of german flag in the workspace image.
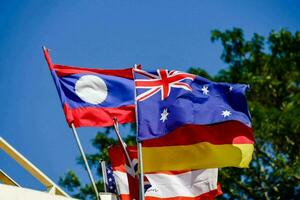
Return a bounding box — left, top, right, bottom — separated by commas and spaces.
142, 121, 254, 172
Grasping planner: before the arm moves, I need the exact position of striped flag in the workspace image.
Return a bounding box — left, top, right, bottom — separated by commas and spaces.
109, 145, 222, 200
44, 48, 138, 127
134, 69, 254, 173
109, 146, 139, 200
145, 170, 222, 199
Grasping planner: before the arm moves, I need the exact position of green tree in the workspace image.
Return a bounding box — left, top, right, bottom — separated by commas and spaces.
59, 126, 135, 200
60, 28, 300, 200
209, 28, 300, 200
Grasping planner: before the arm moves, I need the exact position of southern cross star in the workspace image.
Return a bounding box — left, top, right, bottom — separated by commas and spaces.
160, 108, 169, 122
221, 110, 231, 118
201, 85, 209, 95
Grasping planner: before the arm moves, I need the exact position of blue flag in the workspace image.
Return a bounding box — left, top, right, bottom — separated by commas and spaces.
134, 69, 251, 141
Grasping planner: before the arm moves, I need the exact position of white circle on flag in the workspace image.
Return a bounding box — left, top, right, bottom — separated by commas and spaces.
75, 75, 108, 105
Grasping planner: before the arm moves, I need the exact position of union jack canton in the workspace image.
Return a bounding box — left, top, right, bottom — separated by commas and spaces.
134, 69, 196, 101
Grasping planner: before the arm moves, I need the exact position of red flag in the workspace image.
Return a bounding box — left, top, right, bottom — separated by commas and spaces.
109, 146, 139, 200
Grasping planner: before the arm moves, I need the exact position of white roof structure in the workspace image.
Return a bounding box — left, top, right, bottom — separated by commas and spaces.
0, 137, 118, 200
0, 184, 78, 200
0, 137, 77, 199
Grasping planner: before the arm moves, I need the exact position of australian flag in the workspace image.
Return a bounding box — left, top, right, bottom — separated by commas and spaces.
134, 68, 252, 141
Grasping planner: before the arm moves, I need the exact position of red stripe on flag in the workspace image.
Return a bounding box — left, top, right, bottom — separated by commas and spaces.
118, 194, 131, 200
63, 104, 135, 127
53, 64, 141, 79
145, 184, 222, 200
145, 170, 196, 175
142, 121, 254, 147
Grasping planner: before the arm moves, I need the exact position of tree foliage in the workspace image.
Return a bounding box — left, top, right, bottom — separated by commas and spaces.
210, 28, 300, 199
59, 126, 136, 200
59, 28, 300, 200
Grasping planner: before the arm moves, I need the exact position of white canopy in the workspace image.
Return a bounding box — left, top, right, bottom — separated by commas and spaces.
0, 184, 78, 200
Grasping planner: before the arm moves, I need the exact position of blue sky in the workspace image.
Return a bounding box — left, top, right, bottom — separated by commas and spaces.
0, 0, 299, 193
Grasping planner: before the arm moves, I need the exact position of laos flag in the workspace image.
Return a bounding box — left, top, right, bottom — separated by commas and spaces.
134, 68, 254, 173
44, 48, 137, 127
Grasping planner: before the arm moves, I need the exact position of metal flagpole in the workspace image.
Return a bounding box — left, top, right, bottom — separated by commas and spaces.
133, 64, 145, 200
70, 123, 101, 200
100, 160, 108, 193
113, 117, 141, 200
112, 117, 135, 172
43, 47, 100, 199
137, 142, 145, 200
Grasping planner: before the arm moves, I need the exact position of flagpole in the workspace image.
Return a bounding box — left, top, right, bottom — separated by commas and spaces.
70, 123, 101, 200
112, 118, 134, 172
100, 160, 108, 193
133, 64, 145, 200
137, 142, 145, 200
43, 47, 100, 200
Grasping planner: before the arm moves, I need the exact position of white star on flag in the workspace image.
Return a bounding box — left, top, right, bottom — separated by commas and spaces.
229, 86, 233, 91
160, 108, 169, 122
221, 110, 231, 117
201, 85, 209, 95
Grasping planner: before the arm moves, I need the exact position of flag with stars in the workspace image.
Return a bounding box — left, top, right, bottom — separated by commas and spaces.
44, 48, 138, 127
109, 145, 222, 200
134, 69, 254, 173
109, 145, 139, 200
105, 165, 118, 194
